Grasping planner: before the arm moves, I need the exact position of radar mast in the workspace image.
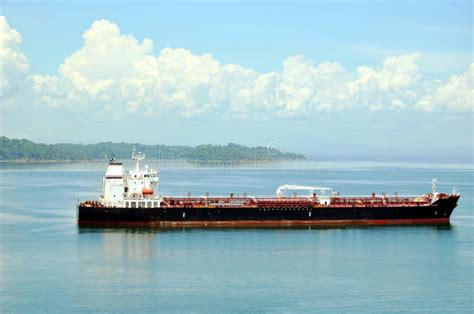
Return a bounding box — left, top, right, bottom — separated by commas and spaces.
132, 146, 145, 171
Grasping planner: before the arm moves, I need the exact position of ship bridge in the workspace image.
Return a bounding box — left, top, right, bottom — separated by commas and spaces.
101, 149, 160, 206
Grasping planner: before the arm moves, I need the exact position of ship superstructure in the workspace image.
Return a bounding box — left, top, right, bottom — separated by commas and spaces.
100, 149, 160, 208
78, 153, 460, 227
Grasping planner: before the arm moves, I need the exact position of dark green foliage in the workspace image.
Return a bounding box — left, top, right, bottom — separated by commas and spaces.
0, 137, 305, 161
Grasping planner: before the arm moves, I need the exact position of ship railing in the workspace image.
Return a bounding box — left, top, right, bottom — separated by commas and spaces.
160, 196, 318, 208
161, 196, 258, 208
257, 199, 313, 204
329, 196, 430, 207
80, 200, 105, 208
158, 195, 432, 208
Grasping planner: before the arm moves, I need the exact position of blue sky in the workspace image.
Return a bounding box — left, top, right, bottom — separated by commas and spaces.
4, 1, 472, 76
1, 0, 472, 159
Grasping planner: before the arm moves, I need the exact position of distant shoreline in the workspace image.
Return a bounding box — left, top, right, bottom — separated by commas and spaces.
0, 137, 306, 162
0, 159, 104, 163
0, 158, 303, 163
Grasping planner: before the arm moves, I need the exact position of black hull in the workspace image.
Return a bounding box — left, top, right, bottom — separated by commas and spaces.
78, 196, 458, 228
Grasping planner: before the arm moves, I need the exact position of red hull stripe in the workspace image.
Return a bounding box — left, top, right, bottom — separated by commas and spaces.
78, 218, 450, 228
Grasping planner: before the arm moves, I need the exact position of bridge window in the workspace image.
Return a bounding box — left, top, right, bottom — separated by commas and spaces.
139, 201, 145, 208
131, 202, 136, 208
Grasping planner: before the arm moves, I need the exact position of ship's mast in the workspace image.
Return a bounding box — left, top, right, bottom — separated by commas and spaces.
432, 177, 438, 194
132, 146, 145, 171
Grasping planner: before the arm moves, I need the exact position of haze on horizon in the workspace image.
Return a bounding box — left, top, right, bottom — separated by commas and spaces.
1, 0, 472, 160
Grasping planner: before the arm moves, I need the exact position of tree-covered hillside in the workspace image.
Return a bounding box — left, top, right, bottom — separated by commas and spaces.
0, 137, 305, 161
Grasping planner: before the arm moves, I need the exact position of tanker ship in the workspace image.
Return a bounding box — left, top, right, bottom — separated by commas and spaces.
77, 151, 460, 228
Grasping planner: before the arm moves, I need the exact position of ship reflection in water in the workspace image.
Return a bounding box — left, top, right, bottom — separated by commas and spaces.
77, 224, 453, 262
79, 228, 160, 260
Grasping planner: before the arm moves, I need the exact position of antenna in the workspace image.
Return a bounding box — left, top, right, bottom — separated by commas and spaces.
432, 177, 438, 194
131, 146, 145, 171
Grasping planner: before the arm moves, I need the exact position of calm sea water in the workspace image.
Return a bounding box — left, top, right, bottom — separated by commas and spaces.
1, 161, 473, 312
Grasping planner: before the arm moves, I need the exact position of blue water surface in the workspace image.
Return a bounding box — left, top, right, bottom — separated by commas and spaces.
0, 161, 473, 312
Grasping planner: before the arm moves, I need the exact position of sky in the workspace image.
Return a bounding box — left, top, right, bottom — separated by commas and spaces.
0, 0, 473, 159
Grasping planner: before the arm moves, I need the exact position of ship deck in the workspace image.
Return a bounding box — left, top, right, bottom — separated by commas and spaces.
80, 195, 435, 209
160, 196, 432, 208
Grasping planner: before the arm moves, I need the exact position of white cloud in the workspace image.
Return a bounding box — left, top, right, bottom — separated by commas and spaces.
58, 19, 153, 96
416, 64, 473, 112
3, 17, 473, 116
225, 56, 351, 116
0, 16, 29, 100
348, 53, 421, 111
132, 48, 223, 115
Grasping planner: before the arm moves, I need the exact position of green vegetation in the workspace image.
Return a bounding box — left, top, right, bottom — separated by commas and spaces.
0, 137, 305, 161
